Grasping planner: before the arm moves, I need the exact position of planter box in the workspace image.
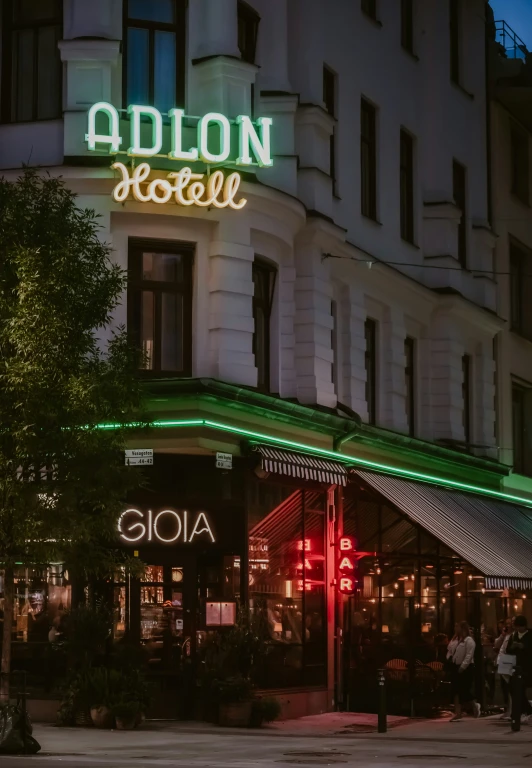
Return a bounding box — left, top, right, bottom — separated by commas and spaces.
219, 701, 252, 728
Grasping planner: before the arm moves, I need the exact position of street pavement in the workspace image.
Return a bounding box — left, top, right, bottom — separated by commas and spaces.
2, 714, 532, 767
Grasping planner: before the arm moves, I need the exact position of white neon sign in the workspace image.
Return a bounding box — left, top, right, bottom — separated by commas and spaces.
111, 162, 247, 209
118, 508, 216, 545
86, 102, 273, 167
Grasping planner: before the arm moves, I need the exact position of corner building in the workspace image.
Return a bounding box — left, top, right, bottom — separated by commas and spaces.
3, 0, 532, 720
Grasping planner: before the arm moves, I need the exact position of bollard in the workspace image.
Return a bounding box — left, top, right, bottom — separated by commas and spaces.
511, 666, 523, 732
378, 668, 387, 733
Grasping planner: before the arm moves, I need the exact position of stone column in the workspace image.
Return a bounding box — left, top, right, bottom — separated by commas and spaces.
294, 240, 336, 408
475, 339, 497, 457
380, 307, 409, 433
340, 283, 367, 418
278, 264, 297, 399
254, 0, 291, 93
189, 0, 240, 60
429, 312, 466, 443
208, 219, 257, 387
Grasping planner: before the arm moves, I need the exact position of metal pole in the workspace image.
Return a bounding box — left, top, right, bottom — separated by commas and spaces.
511, 666, 523, 732
378, 668, 387, 733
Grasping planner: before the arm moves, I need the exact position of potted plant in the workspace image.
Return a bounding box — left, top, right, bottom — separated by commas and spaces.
112, 699, 141, 731
250, 696, 281, 728
217, 676, 253, 727
87, 669, 113, 729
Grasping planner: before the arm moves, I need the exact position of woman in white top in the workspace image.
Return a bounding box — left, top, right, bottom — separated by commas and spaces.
447, 621, 481, 721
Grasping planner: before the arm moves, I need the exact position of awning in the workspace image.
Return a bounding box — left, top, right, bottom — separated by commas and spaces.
252, 444, 348, 486
354, 470, 532, 589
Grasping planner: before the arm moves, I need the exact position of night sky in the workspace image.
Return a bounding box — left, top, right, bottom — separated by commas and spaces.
490, 0, 532, 49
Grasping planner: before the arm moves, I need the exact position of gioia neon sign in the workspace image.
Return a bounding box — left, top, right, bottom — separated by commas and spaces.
118, 508, 215, 545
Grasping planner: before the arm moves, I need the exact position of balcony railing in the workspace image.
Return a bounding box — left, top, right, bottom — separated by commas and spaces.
494, 19, 529, 60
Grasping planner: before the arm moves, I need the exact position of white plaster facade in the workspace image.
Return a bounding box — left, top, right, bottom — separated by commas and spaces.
0, 0, 503, 467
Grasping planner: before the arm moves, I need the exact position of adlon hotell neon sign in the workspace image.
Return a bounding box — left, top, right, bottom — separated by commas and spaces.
86, 102, 274, 210
118, 508, 215, 545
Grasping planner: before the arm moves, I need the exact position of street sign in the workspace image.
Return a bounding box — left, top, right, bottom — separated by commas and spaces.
125, 449, 153, 466
216, 452, 232, 470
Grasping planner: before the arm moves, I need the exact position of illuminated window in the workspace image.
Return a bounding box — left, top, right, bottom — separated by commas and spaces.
237, 1, 260, 65
128, 240, 193, 375
361, 99, 377, 220
1, 0, 62, 123
124, 0, 185, 113
400, 129, 415, 243
453, 160, 467, 268
252, 259, 276, 392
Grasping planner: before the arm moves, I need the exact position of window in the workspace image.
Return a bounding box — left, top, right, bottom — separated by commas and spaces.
449, 0, 460, 84
361, 99, 377, 220
253, 259, 276, 392
510, 240, 532, 339
124, 0, 185, 113
128, 240, 193, 375
1, 0, 63, 123
238, 1, 260, 64
401, 0, 414, 54
365, 319, 377, 425
361, 0, 377, 21
331, 301, 339, 397
400, 130, 415, 243
512, 384, 532, 475
404, 337, 415, 436
462, 354, 471, 446
510, 123, 530, 205
453, 160, 467, 268
323, 66, 337, 195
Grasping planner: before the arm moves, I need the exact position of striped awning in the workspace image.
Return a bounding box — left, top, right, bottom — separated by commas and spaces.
355, 470, 532, 589
252, 444, 348, 486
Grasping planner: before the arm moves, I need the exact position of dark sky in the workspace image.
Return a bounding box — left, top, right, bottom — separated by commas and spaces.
490, 0, 532, 49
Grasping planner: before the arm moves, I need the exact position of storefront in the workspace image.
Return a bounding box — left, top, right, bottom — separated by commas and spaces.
5, 416, 532, 721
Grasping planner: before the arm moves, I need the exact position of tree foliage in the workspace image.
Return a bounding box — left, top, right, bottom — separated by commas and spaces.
0, 169, 147, 677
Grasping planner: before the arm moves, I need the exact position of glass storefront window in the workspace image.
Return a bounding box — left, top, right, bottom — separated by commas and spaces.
0, 565, 71, 644
248, 485, 327, 688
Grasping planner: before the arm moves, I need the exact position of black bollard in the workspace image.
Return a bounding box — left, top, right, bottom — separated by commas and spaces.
511, 666, 523, 732
378, 668, 387, 733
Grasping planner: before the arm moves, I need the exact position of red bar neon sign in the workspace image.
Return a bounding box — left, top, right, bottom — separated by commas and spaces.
337, 536, 356, 594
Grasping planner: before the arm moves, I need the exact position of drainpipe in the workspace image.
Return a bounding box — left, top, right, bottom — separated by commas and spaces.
334, 427, 359, 453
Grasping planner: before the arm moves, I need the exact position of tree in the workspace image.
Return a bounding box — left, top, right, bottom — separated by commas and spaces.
0, 169, 146, 696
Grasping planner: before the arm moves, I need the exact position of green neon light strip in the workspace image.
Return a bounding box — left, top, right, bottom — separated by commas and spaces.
98, 417, 532, 509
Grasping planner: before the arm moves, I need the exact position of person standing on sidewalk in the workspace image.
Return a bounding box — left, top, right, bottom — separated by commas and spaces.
506, 615, 532, 723
495, 620, 512, 720
447, 621, 481, 722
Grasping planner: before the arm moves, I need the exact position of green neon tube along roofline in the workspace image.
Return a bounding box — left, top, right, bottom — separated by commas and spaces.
98, 417, 532, 509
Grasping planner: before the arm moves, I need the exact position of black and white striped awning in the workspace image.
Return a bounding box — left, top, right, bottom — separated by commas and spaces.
355, 470, 532, 590
252, 444, 348, 486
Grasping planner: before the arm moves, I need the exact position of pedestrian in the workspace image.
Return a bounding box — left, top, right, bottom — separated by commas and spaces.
494, 619, 512, 720
506, 615, 532, 723
447, 621, 481, 722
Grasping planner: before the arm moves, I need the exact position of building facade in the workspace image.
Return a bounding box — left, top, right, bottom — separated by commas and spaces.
2, 0, 532, 720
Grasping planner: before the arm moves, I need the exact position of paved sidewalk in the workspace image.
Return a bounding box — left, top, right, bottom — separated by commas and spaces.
29, 711, 532, 754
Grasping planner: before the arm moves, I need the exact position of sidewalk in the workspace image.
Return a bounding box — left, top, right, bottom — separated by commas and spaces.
30, 712, 532, 756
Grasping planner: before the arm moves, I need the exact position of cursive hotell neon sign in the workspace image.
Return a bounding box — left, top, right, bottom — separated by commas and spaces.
86, 102, 273, 209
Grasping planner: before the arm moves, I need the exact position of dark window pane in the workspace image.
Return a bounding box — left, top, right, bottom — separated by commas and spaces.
361, 99, 377, 219
361, 0, 377, 20
462, 354, 471, 446
400, 130, 414, 243
238, 0, 260, 65
127, 27, 150, 106
453, 161, 467, 268
323, 67, 335, 115
513, 386, 525, 474
253, 260, 275, 392
161, 292, 183, 371
12, 29, 34, 122
405, 337, 415, 436
511, 126, 530, 205
142, 252, 183, 282
128, 0, 175, 23
154, 31, 176, 113
14, 0, 60, 23
365, 319, 377, 424
37, 25, 61, 120
401, 0, 414, 53
450, 0, 460, 83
